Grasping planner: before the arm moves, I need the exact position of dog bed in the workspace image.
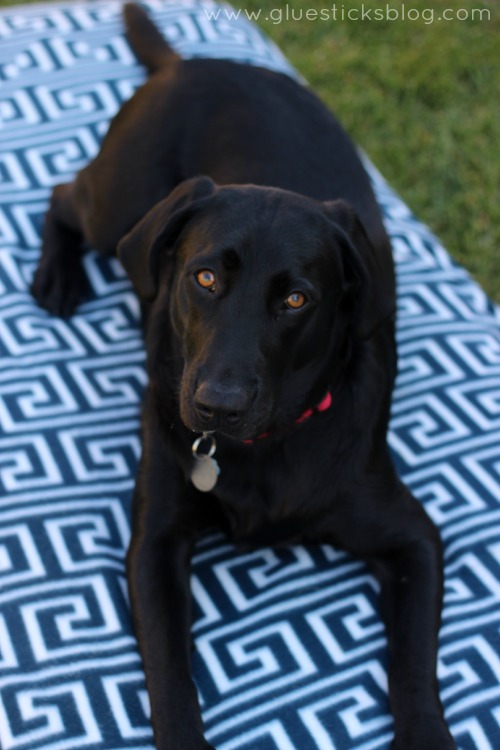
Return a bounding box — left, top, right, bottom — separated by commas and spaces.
1, 2, 499, 748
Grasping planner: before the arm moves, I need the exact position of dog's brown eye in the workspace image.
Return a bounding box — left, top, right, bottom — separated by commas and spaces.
195, 270, 216, 291
285, 291, 306, 310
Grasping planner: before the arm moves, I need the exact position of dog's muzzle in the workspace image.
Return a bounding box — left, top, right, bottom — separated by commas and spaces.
193, 379, 255, 434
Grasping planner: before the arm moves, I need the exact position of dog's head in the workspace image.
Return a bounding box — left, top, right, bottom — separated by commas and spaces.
118, 176, 394, 440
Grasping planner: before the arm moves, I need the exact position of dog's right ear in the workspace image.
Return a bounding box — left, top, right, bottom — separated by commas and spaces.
117, 176, 216, 300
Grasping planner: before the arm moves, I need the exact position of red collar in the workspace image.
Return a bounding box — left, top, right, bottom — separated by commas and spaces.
243, 391, 332, 444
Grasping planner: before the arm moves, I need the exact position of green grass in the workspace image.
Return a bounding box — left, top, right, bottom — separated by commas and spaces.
2, 0, 499, 301
244, 0, 500, 301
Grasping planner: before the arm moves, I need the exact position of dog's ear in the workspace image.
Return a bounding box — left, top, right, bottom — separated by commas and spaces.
118, 176, 216, 300
323, 199, 396, 340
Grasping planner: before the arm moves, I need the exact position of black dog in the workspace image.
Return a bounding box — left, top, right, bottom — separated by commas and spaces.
32, 4, 456, 749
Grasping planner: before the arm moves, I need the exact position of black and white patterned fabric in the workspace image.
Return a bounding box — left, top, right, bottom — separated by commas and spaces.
1, 2, 499, 749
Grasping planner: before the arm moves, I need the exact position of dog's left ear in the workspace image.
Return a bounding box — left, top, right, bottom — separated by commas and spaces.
323, 199, 396, 340
118, 176, 217, 300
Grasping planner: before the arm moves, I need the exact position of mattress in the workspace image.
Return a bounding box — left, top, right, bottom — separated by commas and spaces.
1, 2, 499, 748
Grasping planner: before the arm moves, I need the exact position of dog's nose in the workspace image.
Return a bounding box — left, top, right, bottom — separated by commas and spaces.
194, 381, 252, 429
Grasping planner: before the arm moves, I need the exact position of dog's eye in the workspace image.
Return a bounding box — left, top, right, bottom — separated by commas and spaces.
285, 291, 307, 310
195, 269, 216, 292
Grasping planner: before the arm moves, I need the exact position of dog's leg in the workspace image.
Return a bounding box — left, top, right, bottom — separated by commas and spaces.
31, 182, 89, 316
127, 402, 214, 750
321, 480, 455, 749
127, 532, 214, 749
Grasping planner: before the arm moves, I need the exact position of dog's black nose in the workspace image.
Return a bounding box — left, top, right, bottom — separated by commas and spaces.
194, 381, 251, 430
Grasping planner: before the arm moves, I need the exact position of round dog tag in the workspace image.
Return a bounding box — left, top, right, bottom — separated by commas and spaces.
190, 433, 220, 492
190, 455, 220, 492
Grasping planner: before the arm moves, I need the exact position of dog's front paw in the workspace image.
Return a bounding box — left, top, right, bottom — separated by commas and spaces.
31, 253, 88, 317
158, 740, 214, 750
392, 719, 456, 750
154, 724, 215, 750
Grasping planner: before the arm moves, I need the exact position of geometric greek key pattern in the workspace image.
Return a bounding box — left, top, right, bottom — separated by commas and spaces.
1, 2, 499, 749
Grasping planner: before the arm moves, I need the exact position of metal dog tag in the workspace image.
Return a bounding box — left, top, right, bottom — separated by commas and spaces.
191, 434, 220, 492
190, 455, 220, 492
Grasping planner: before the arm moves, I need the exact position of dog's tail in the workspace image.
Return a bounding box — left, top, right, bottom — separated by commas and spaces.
123, 3, 180, 74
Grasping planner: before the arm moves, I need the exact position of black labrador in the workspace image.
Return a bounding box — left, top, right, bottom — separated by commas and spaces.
32, 4, 456, 749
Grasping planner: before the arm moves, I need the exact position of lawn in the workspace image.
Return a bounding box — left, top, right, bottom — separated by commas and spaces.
2, 0, 498, 301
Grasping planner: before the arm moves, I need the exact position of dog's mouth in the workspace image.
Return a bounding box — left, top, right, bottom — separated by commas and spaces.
183, 409, 271, 443
179, 372, 274, 442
